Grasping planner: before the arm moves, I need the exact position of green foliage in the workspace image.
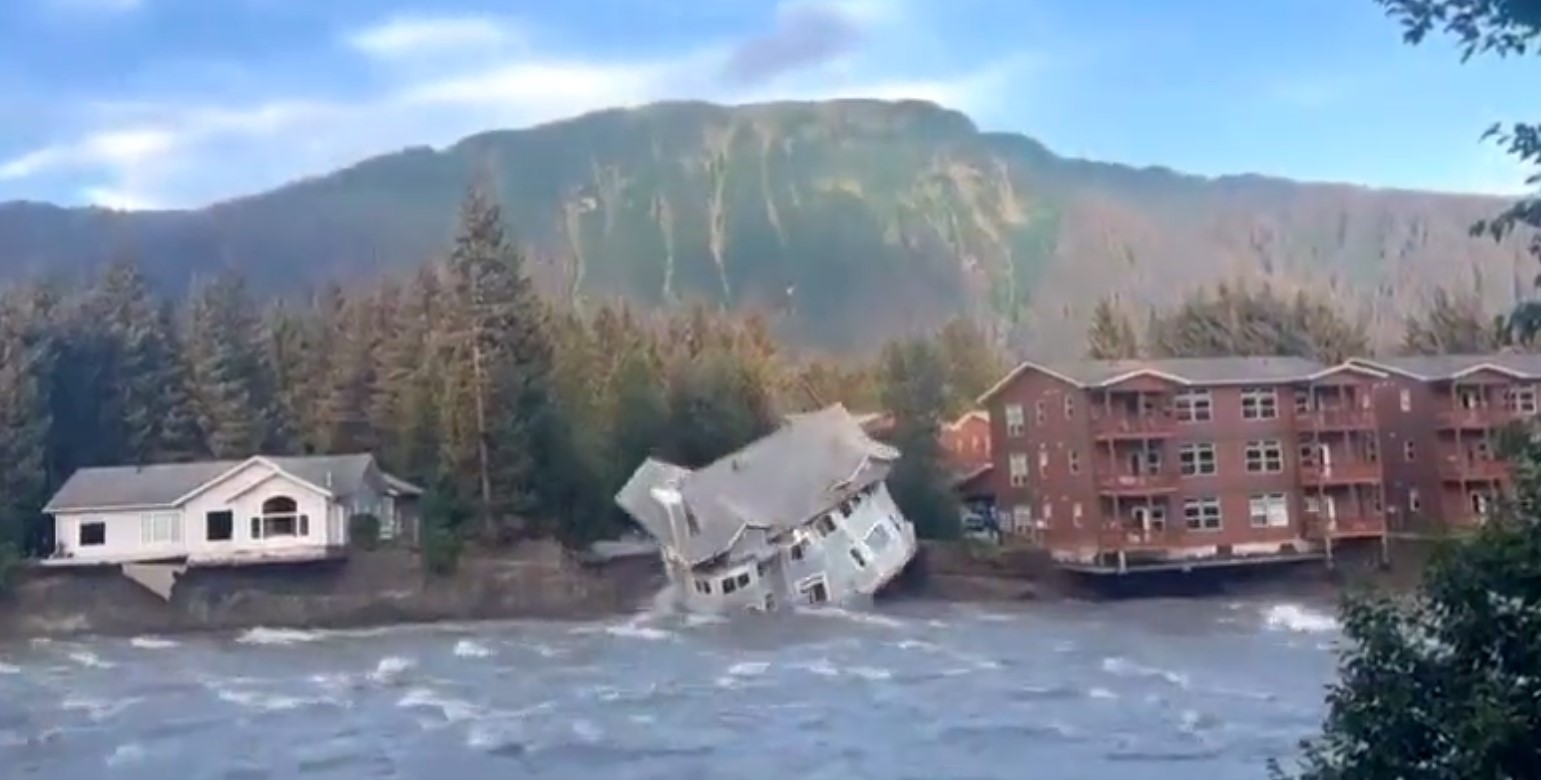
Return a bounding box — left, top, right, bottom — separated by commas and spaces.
935, 317, 1007, 415
1276, 423, 1541, 780
879, 337, 962, 541
348, 513, 382, 550
0, 542, 19, 595
1146, 281, 1370, 362
419, 478, 472, 575
1085, 296, 1142, 360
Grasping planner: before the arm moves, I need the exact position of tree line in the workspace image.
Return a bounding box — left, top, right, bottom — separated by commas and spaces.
1084, 280, 1541, 362
0, 189, 1003, 577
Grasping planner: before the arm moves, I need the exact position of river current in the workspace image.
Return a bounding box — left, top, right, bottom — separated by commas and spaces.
0, 598, 1342, 780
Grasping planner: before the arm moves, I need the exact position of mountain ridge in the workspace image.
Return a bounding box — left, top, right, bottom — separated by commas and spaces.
0, 99, 1529, 356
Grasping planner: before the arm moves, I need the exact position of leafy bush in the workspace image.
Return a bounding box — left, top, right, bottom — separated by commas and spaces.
0, 543, 20, 596
348, 513, 382, 550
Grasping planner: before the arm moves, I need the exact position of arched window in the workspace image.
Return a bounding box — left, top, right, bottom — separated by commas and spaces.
252, 495, 307, 539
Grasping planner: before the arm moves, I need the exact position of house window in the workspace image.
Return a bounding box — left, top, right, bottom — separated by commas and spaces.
1471, 492, 1492, 517
140, 512, 182, 545
1067, 450, 1081, 474
1403, 441, 1416, 462
1458, 388, 1484, 410
684, 511, 701, 536
1011, 505, 1034, 533
1009, 453, 1029, 487
814, 515, 837, 536
1063, 396, 1076, 419
79, 521, 106, 547
1298, 442, 1317, 468
256, 496, 300, 539
1248, 493, 1290, 528
722, 574, 739, 594
1241, 388, 1278, 420
790, 538, 808, 561
1041, 502, 1053, 521
1072, 502, 1083, 521
1183, 497, 1222, 531
1173, 390, 1213, 422
1244, 440, 1284, 473
865, 521, 893, 554
1408, 488, 1421, 513
1033, 401, 1045, 424
1036, 447, 1049, 476
1507, 386, 1538, 414
205, 510, 233, 542
695, 578, 712, 594
1178, 443, 1217, 476
1294, 390, 1312, 414
1005, 404, 1026, 437
1398, 388, 1412, 412
849, 547, 868, 568
798, 575, 830, 605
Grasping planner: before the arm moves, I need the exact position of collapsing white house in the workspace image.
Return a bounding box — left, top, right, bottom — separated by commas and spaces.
615, 404, 919, 613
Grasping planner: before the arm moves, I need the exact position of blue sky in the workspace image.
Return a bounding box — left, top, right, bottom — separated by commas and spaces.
1, 0, 1537, 210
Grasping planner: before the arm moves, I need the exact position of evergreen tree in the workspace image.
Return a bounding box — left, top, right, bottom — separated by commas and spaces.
186, 272, 271, 458
437, 186, 560, 540
316, 295, 380, 454
935, 316, 1006, 413
375, 268, 441, 481
0, 290, 56, 558
664, 345, 776, 468
879, 337, 961, 540
1401, 287, 1508, 355
1085, 296, 1141, 360
91, 259, 196, 463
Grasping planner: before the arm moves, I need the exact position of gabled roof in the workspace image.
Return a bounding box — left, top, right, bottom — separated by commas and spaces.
45, 453, 389, 513
1349, 353, 1541, 382
945, 410, 990, 430
616, 404, 900, 567
977, 356, 1384, 404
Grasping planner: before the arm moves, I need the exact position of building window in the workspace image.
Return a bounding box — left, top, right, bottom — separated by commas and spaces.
79, 521, 106, 547
1399, 388, 1412, 412
1009, 453, 1029, 487
1072, 502, 1083, 521
1403, 441, 1416, 462
1183, 497, 1222, 531
1471, 492, 1492, 517
1294, 390, 1312, 414
205, 510, 233, 542
790, 538, 808, 561
1012, 505, 1035, 533
256, 496, 300, 539
1458, 387, 1484, 410
849, 547, 869, 568
865, 522, 893, 554
1037, 446, 1049, 476
1063, 396, 1076, 419
1173, 390, 1213, 422
1041, 502, 1053, 521
1408, 488, 1421, 513
694, 578, 712, 594
798, 575, 830, 605
1248, 493, 1290, 528
1034, 400, 1045, 424
1244, 440, 1284, 473
1507, 386, 1538, 415
1005, 404, 1026, 436
1067, 450, 1080, 474
140, 511, 182, 545
1298, 442, 1317, 468
1241, 388, 1278, 420
1178, 443, 1217, 476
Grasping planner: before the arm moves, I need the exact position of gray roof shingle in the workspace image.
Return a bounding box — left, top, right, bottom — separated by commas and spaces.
1353, 353, 1541, 380
45, 454, 386, 512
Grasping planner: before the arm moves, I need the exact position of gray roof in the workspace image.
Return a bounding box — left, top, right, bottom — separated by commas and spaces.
979, 355, 1377, 402
678, 404, 898, 565
614, 457, 692, 544
45, 453, 386, 512
1352, 353, 1541, 381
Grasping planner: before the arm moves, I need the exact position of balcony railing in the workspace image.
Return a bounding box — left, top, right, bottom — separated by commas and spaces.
1437, 456, 1510, 482
1436, 406, 1518, 430
1091, 413, 1176, 439
1096, 471, 1180, 495
1298, 460, 1383, 484
1308, 513, 1386, 539
1295, 407, 1375, 430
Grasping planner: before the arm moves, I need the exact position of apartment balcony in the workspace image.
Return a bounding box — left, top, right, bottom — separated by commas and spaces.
1298, 460, 1382, 485
1307, 512, 1387, 539
1096, 471, 1180, 496
1437, 456, 1511, 483
1295, 407, 1375, 432
1091, 413, 1176, 441
1098, 524, 1185, 552
1436, 407, 1517, 431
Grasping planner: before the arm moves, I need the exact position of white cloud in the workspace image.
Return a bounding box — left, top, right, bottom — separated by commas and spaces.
1, 6, 1020, 210
346, 15, 519, 58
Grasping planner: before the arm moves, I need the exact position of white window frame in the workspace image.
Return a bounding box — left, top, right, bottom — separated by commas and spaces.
140, 511, 182, 545
1008, 452, 1029, 487
1183, 497, 1222, 532
1004, 404, 1026, 437
1173, 390, 1213, 422
1244, 440, 1284, 473
1408, 488, 1421, 513
1178, 443, 1217, 476
1240, 388, 1278, 420
1248, 493, 1290, 528
1508, 385, 1538, 415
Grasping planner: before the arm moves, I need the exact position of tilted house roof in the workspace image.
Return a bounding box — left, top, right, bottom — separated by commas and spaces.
978, 356, 1385, 404
613, 404, 901, 567
1350, 353, 1541, 381
45, 453, 396, 513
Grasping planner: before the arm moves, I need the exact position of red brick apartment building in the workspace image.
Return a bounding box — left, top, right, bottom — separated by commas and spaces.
978, 357, 1391, 573
941, 410, 992, 472
1350, 354, 1541, 531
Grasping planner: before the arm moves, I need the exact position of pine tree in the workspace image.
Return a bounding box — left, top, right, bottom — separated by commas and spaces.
91, 259, 197, 464
879, 337, 961, 540
186, 272, 271, 458
0, 290, 56, 558
936, 316, 1006, 412
375, 267, 441, 481
1085, 297, 1141, 360
316, 295, 379, 454
437, 186, 560, 540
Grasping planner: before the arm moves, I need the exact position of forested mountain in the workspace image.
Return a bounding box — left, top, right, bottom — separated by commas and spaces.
0, 99, 1530, 356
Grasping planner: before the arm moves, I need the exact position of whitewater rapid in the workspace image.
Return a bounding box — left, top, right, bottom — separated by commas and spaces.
0, 598, 1341, 779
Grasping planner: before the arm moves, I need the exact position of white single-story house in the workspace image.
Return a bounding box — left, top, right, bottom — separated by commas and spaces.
42, 453, 422, 567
